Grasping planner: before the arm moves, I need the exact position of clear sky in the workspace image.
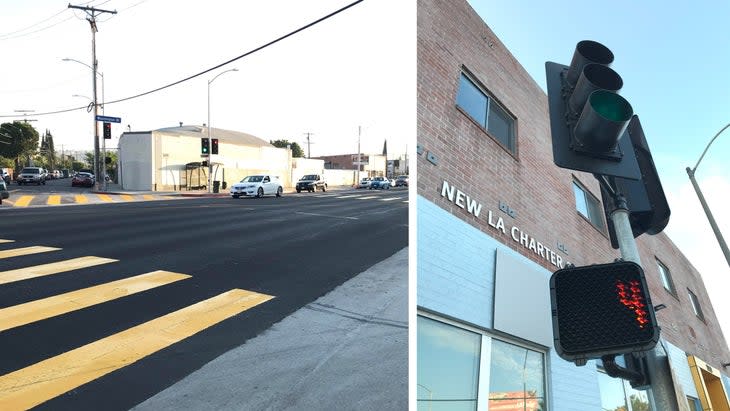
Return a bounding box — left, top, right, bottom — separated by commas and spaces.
468, 0, 730, 346
0, 0, 413, 159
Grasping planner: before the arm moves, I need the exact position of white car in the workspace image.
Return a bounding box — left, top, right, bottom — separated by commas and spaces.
230, 175, 283, 198
357, 177, 372, 189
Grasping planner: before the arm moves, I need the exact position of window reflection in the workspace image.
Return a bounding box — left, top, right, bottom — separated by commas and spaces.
417, 316, 481, 411
488, 339, 546, 410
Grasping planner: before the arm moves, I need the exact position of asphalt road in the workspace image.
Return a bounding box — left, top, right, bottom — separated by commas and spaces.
0, 188, 408, 410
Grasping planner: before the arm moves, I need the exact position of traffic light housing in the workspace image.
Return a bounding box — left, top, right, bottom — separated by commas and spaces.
601, 116, 671, 248
103, 122, 111, 139
201, 138, 209, 155
550, 261, 660, 364
545, 40, 641, 180
211, 138, 219, 154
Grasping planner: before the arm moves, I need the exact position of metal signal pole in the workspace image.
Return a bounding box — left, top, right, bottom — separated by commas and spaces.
68, 4, 116, 191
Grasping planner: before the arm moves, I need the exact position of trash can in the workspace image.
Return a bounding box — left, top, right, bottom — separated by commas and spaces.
213, 181, 220, 193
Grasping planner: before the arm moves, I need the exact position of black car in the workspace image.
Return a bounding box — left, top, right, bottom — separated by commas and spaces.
296, 174, 327, 193
395, 175, 409, 187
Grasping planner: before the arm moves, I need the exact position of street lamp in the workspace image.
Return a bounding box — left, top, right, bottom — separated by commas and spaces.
207, 68, 238, 193
686, 122, 730, 268
63, 57, 105, 190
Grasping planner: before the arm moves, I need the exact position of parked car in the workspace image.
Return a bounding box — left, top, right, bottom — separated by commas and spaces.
357, 177, 372, 189
295, 174, 327, 193
52, 170, 61, 179
0, 179, 8, 204
230, 175, 283, 198
1, 169, 10, 184
395, 175, 409, 187
17, 167, 46, 185
369, 176, 390, 189
71, 172, 95, 187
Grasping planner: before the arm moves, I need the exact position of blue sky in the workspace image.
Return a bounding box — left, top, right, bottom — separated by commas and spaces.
467, 0, 730, 345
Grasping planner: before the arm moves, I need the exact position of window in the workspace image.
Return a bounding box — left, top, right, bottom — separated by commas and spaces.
456, 72, 516, 153
597, 370, 652, 411
656, 259, 676, 295
417, 316, 480, 410
572, 181, 605, 232
417, 314, 547, 410
688, 289, 705, 321
488, 339, 546, 410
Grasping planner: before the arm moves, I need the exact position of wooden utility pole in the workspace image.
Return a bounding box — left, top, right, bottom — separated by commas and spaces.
303, 132, 314, 158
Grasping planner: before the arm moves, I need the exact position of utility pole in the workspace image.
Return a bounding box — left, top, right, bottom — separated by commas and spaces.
356, 126, 361, 186
68, 3, 116, 191
304, 132, 314, 158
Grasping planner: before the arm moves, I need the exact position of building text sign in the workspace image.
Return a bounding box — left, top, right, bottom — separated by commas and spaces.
441, 180, 570, 269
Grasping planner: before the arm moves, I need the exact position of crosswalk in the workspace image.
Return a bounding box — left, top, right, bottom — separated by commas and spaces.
2, 193, 175, 208
0, 239, 275, 409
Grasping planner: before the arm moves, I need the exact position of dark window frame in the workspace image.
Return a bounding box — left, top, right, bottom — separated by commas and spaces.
572, 179, 607, 234
687, 289, 706, 322
656, 258, 678, 298
455, 69, 517, 156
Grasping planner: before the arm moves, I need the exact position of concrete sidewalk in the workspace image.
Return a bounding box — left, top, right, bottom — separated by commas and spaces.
132, 247, 408, 411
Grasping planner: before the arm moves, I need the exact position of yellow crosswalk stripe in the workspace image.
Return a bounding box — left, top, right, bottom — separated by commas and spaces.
0, 239, 15, 244
120, 194, 134, 201
47, 195, 61, 205
0, 256, 117, 285
0, 246, 60, 260
97, 194, 113, 202
142, 195, 155, 200
13, 195, 33, 207
0, 271, 190, 332
0, 289, 275, 410
75, 195, 88, 204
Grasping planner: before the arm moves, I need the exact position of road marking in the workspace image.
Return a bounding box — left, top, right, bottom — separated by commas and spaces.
357, 196, 378, 200
380, 196, 405, 202
296, 211, 358, 220
335, 195, 362, 199
13, 195, 33, 207
142, 195, 155, 200
0, 256, 117, 285
75, 195, 88, 204
0, 288, 275, 410
0, 239, 15, 244
0, 246, 60, 260
47, 195, 61, 205
97, 194, 113, 202
0, 270, 190, 332
120, 194, 134, 201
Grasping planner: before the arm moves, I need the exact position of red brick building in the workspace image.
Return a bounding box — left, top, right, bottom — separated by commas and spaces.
416, 1, 730, 410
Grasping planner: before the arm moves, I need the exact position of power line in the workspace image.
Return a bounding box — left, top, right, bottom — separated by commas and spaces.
0, 0, 364, 119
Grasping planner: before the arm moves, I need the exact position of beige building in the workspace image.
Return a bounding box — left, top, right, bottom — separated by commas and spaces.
118, 125, 291, 191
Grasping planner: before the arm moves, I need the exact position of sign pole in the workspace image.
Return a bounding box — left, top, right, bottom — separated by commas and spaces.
607, 188, 683, 411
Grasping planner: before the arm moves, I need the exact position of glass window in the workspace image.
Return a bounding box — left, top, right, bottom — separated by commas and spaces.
656, 259, 676, 295
488, 339, 546, 410
456, 72, 516, 153
573, 181, 605, 232
456, 74, 488, 128
688, 289, 705, 321
417, 316, 481, 411
687, 396, 701, 411
598, 370, 652, 411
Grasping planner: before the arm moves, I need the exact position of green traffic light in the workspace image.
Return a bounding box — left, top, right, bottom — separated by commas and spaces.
590, 90, 632, 123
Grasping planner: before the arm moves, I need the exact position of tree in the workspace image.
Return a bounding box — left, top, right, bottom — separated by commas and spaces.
39, 129, 56, 169
270, 139, 304, 158
0, 122, 40, 170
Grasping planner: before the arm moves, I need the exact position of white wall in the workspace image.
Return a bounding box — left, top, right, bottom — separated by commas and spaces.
119, 132, 153, 191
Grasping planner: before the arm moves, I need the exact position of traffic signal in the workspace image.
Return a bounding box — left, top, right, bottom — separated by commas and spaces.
211, 138, 219, 154
550, 261, 660, 364
103, 122, 111, 139
201, 138, 209, 155
545, 40, 641, 180
601, 116, 671, 249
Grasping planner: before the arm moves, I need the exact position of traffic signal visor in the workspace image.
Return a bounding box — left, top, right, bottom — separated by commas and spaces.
549, 261, 660, 364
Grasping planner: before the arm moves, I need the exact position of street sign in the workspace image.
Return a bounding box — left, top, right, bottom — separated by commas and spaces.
95, 115, 121, 123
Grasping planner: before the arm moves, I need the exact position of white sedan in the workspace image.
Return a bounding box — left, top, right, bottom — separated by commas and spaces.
230, 175, 283, 198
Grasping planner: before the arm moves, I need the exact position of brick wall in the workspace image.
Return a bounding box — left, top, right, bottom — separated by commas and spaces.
417, 0, 730, 371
